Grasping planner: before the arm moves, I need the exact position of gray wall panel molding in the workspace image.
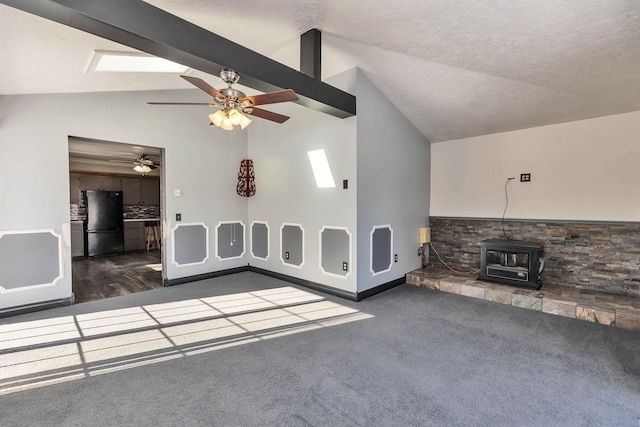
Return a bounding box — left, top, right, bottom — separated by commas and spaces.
280, 223, 304, 269
0, 229, 63, 293
171, 223, 209, 267
370, 225, 393, 276
251, 221, 269, 261
319, 226, 352, 279
215, 221, 245, 261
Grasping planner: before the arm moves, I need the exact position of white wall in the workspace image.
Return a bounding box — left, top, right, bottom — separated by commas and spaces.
0, 89, 248, 310
431, 111, 640, 221
356, 70, 431, 292
247, 100, 358, 293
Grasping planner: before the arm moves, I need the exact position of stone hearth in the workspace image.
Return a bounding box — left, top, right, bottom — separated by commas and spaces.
406, 267, 640, 332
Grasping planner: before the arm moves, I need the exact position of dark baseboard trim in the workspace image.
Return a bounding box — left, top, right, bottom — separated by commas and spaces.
355, 276, 406, 301
0, 297, 73, 318
163, 266, 250, 287
162, 265, 406, 302
247, 266, 358, 301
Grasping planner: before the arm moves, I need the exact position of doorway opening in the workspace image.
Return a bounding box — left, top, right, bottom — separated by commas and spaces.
68, 137, 164, 303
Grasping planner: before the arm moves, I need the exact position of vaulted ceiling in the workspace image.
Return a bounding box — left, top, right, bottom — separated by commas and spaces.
2, 0, 640, 142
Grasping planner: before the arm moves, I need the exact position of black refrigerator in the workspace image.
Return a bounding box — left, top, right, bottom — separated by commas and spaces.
83, 190, 124, 257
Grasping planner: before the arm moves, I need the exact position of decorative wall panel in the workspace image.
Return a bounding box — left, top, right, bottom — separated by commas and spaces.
0, 230, 63, 293
216, 221, 245, 261
281, 224, 304, 268
172, 223, 209, 267
251, 222, 269, 260
319, 226, 352, 278
370, 225, 393, 276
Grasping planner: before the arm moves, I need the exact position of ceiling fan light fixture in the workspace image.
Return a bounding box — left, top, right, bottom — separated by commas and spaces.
240, 116, 252, 129
220, 117, 234, 131
209, 110, 225, 127
134, 164, 152, 175
229, 109, 243, 125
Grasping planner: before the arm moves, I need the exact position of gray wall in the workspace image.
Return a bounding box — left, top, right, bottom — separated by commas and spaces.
0, 68, 431, 310
355, 70, 431, 292
0, 89, 248, 310
247, 98, 358, 292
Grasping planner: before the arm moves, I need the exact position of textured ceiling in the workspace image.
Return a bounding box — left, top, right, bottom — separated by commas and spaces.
2, 0, 640, 142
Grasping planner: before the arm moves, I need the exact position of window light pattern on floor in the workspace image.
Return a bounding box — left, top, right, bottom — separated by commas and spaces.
0, 287, 373, 395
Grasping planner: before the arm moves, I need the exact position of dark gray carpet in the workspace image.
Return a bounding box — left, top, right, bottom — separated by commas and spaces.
1, 272, 639, 426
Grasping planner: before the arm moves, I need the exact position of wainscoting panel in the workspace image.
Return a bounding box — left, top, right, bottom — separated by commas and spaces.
172, 223, 209, 267
251, 221, 269, 260
216, 221, 245, 261
319, 226, 352, 278
370, 225, 393, 276
281, 224, 304, 268
0, 229, 63, 293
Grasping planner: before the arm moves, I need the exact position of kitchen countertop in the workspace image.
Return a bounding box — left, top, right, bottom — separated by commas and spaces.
123, 218, 162, 222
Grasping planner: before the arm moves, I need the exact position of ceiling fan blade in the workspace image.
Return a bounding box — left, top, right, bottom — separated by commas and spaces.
242, 89, 298, 106
147, 102, 217, 106
246, 107, 290, 124
181, 75, 226, 100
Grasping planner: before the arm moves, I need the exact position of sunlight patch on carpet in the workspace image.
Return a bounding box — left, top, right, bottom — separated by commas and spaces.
0, 286, 373, 395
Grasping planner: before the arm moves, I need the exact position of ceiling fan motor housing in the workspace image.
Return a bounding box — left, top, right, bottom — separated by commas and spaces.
220, 68, 240, 85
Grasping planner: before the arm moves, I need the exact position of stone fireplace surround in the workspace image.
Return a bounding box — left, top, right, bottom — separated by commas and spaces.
427, 217, 640, 297
406, 217, 640, 332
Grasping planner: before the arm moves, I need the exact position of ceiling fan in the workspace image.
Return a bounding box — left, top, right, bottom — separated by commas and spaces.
133, 153, 157, 175
148, 69, 299, 130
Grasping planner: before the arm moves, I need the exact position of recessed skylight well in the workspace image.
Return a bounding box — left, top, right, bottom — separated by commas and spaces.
87, 50, 189, 73
307, 149, 336, 188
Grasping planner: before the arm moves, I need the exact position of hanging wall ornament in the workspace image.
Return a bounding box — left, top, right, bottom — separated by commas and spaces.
236, 159, 256, 197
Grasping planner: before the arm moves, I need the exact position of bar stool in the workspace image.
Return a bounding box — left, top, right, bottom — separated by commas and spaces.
145, 221, 161, 251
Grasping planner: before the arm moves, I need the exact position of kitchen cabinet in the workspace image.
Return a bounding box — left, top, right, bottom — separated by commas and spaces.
122, 177, 142, 205
124, 222, 146, 251
71, 222, 84, 257
121, 177, 160, 205
141, 178, 160, 205
78, 174, 121, 191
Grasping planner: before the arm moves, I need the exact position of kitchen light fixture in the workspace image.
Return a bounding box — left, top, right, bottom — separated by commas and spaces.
133, 154, 157, 176
134, 164, 152, 175
87, 50, 189, 73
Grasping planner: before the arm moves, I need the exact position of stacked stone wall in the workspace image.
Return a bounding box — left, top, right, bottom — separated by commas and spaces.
429, 217, 640, 296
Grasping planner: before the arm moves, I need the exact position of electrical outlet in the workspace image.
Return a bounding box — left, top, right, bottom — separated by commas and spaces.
520, 173, 531, 182
418, 248, 422, 256
394, 254, 398, 263
285, 251, 290, 260
342, 262, 348, 271
176, 213, 182, 221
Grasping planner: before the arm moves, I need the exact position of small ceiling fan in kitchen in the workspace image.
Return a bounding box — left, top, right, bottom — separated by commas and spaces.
133, 153, 157, 175
147, 69, 299, 130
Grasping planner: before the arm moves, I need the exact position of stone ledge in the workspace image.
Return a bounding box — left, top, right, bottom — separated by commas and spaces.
407, 268, 640, 332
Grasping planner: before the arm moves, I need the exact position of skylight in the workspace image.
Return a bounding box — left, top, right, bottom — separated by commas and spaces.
307, 149, 336, 188
87, 50, 189, 73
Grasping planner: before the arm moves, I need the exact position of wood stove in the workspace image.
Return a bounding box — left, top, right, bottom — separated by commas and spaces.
478, 239, 544, 289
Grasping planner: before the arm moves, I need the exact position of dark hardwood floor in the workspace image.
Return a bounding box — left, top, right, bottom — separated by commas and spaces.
72, 250, 163, 303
